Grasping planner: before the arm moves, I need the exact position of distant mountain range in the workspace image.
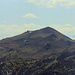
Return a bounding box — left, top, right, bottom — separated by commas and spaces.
0, 27, 75, 75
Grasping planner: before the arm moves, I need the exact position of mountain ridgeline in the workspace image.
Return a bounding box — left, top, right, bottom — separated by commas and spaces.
0, 27, 75, 75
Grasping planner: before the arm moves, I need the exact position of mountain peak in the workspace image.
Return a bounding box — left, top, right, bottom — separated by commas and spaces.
44, 26, 51, 29
0, 26, 75, 75
39, 27, 55, 33
41, 27, 53, 30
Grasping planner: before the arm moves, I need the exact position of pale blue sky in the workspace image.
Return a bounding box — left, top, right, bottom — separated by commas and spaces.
0, 0, 75, 39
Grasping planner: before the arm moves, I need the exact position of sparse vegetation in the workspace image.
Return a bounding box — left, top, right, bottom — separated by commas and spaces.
0, 27, 75, 75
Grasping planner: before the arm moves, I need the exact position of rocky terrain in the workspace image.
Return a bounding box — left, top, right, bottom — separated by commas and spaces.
0, 27, 75, 75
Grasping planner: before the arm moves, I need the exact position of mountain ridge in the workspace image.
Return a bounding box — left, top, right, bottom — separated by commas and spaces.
0, 27, 75, 75
0, 27, 71, 41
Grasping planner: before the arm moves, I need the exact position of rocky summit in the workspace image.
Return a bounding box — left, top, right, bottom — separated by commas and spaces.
0, 27, 75, 75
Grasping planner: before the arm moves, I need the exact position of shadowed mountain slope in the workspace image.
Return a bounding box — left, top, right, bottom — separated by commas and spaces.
0, 27, 75, 75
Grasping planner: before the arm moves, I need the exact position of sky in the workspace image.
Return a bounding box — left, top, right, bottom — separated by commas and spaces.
0, 0, 75, 40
